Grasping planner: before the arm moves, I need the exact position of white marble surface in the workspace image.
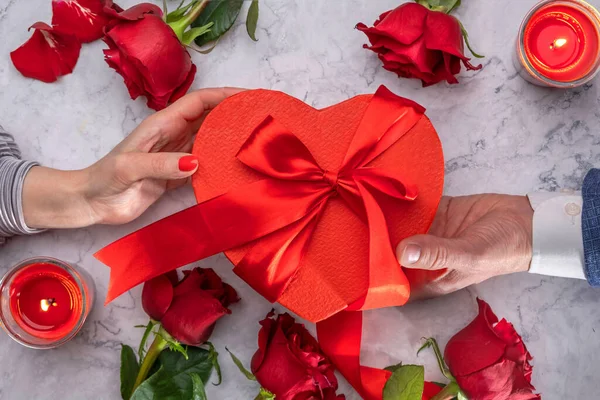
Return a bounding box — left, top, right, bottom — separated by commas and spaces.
1, 0, 600, 399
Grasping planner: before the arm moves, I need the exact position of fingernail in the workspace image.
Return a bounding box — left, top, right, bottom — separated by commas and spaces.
178, 155, 198, 172
401, 244, 421, 265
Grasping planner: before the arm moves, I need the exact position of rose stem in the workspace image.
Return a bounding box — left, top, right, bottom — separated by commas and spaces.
131, 330, 168, 394
429, 382, 461, 400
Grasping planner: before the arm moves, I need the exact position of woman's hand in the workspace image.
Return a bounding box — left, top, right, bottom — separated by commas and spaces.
23, 87, 242, 229
396, 194, 534, 300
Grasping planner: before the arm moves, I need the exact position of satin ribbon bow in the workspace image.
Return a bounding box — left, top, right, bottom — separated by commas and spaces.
95, 86, 427, 400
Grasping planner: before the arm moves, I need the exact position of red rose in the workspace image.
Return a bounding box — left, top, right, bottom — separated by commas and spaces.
251, 311, 345, 400
103, 4, 197, 111
142, 267, 239, 346
356, 2, 482, 86
444, 299, 540, 400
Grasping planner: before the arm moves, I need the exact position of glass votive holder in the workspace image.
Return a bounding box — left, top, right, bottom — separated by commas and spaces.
0, 257, 95, 349
514, 0, 600, 88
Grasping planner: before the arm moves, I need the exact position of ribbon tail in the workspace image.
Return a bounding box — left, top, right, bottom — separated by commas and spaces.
347, 180, 411, 311
234, 199, 328, 302
96, 179, 329, 303
317, 311, 391, 400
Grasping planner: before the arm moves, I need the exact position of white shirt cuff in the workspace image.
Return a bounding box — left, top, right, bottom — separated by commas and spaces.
527, 191, 585, 280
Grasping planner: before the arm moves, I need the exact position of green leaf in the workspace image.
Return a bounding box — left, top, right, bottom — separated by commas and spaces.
382, 365, 424, 400
192, 0, 244, 46
190, 373, 208, 400
120, 344, 140, 400
457, 392, 469, 400
384, 362, 403, 373
138, 321, 157, 361
167, 0, 196, 23
246, 0, 259, 41
206, 342, 222, 385
418, 338, 454, 381
414, 0, 461, 13
130, 347, 214, 400
158, 330, 189, 360
255, 388, 276, 400
459, 22, 485, 58
182, 22, 214, 46
448, 0, 461, 13
226, 347, 256, 381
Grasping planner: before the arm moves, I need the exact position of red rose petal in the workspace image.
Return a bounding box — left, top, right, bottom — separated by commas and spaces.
455, 359, 540, 400
251, 310, 278, 372
376, 36, 440, 74
428, 53, 459, 86
141, 274, 174, 321
103, 47, 145, 99
422, 382, 442, 400
445, 299, 507, 377
103, 1, 162, 21
168, 63, 197, 105
424, 11, 482, 72
372, 3, 428, 45
51, 0, 111, 43
10, 22, 81, 83
173, 268, 204, 296
252, 317, 312, 396
161, 289, 229, 345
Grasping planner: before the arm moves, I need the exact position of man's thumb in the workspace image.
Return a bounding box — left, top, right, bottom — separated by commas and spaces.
396, 234, 471, 270
117, 153, 198, 183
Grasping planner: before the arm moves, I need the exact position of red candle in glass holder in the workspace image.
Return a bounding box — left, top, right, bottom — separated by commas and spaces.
0, 258, 94, 348
515, 0, 600, 87
9, 263, 82, 340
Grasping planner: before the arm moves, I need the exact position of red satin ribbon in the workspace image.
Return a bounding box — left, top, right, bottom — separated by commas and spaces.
95, 86, 426, 399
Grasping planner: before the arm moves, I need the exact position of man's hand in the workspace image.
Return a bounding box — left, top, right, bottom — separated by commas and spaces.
396, 194, 534, 300
23, 87, 243, 229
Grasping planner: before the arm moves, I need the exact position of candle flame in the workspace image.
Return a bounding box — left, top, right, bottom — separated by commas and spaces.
40, 298, 56, 312
551, 38, 568, 50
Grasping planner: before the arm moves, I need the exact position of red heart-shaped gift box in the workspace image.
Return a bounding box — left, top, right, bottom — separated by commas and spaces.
191, 89, 444, 323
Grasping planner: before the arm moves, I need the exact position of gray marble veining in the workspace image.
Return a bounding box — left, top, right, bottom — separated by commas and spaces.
1, 0, 600, 399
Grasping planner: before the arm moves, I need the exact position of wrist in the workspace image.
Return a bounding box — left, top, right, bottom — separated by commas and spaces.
22, 166, 99, 229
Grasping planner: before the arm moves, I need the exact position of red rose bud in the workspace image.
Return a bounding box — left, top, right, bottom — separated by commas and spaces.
356, 3, 482, 86
251, 311, 345, 400
102, 4, 197, 111
10, 22, 81, 83
142, 267, 239, 346
51, 0, 122, 43
444, 299, 541, 400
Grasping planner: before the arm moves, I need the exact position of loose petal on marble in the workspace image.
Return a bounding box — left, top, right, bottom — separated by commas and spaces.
10, 22, 81, 83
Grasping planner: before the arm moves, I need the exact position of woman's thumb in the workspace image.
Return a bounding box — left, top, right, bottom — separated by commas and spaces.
117, 153, 198, 183
396, 234, 472, 270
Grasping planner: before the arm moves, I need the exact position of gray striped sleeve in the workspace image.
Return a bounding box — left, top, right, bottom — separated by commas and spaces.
0, 128, 45, 243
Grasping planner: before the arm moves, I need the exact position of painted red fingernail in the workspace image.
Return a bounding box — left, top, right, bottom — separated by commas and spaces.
178, 155, 198, 172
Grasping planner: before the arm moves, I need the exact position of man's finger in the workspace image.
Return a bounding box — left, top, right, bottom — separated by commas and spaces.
396, 234, 474, 271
